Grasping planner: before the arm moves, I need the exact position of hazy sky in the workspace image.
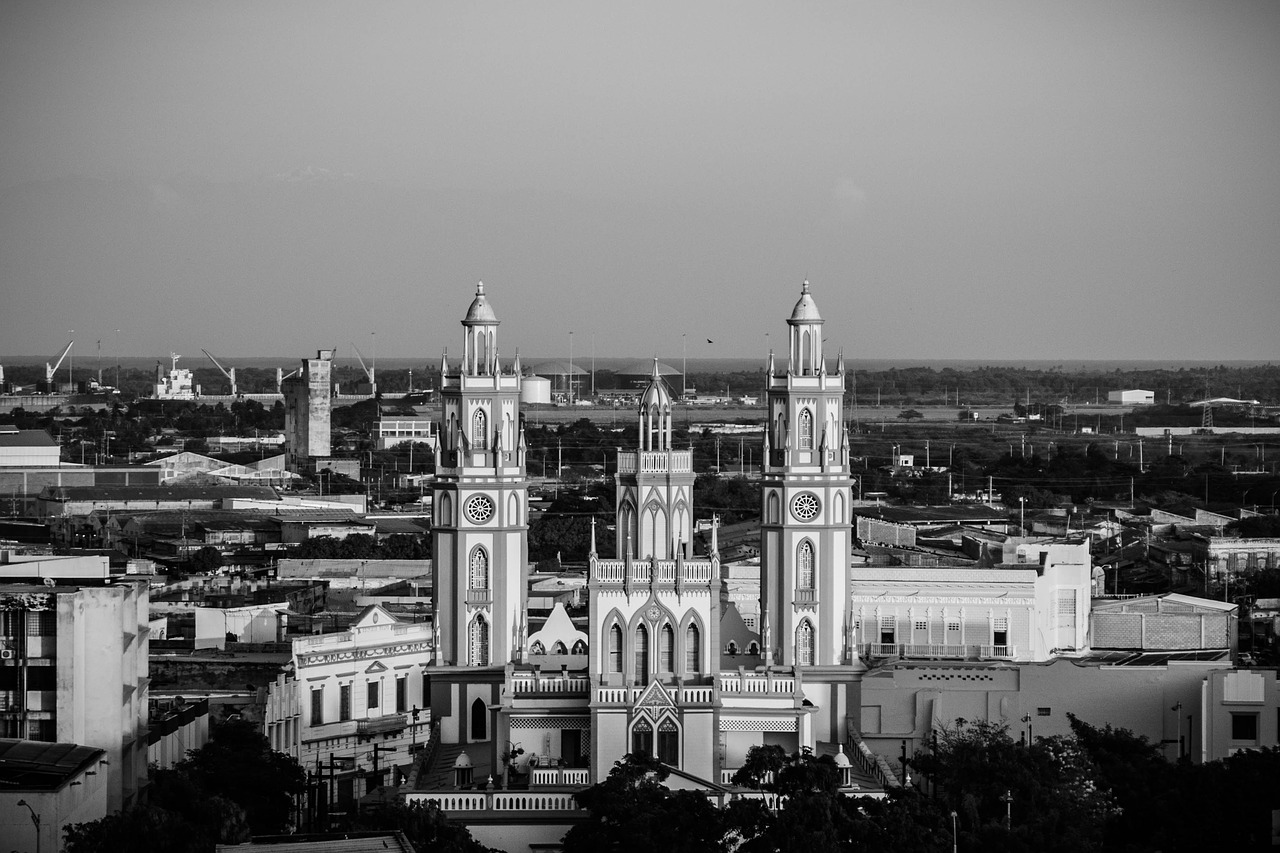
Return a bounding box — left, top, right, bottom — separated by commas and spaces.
2, 1, 1278, 363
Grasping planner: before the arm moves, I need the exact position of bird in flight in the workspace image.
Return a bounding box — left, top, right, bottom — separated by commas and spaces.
706, 338, 714, 344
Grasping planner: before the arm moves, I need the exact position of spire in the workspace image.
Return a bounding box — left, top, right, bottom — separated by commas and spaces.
836, 348, 845, 374
710, 514, 720, 559
440, 349, 449, 377
589, 516, 598, 557
767, 349, 775, 377
513, 350, 521, 375
763, 613, 774, 666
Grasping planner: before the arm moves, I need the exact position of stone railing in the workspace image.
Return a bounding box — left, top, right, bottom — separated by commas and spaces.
530, 767, 590, 787
615, 449, 694, 474
509, 674, 591, 695
407, 791, 584, 813
716, 672, 796, 695
591, 560, 716, 584
860, 644, 1016, 661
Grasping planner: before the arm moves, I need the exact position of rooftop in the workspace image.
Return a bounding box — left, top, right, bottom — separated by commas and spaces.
0, 739, 105, 791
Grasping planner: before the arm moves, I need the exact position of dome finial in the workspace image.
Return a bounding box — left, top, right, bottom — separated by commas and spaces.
476, 280, 485, 295
801, 279, 810, 293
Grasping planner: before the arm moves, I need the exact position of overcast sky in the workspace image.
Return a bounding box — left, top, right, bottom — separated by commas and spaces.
2, 1, 1278, 363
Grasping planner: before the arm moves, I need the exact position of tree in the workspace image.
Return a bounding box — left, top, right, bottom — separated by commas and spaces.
348, 800, 491, 853
189, 546, 223, 574
898, 409, 923, 422
176, 718, 306, 835
64, 804, 214, 853
562, 753, 726, 853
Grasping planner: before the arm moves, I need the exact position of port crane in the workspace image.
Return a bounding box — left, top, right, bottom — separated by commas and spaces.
46, 340, 74, 384
350, 342, 377, 395
276, 366, 300, 394
201, 349, 238, 397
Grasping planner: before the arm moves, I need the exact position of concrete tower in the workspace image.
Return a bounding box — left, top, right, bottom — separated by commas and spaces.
759, 281, 854, 667
282, 349, 333, 472
431, 283, 528, 670
614, 359, 694, 560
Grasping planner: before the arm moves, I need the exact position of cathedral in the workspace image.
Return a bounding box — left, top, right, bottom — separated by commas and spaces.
419, 281, 875, 798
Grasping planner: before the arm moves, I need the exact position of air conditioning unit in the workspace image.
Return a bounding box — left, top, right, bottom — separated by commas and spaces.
0, 649, 14, 661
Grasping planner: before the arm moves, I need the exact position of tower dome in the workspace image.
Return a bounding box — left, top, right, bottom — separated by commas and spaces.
464, 281, 499, 325
787, 280, 824, 325
639, 358, 673, 410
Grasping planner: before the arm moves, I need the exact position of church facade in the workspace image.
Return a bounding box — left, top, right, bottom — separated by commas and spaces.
418, 282, 876, 795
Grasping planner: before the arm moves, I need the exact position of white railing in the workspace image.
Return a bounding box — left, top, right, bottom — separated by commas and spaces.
900, 644, 968, 659
591, 560, 716, 584
862, 643, 1016, 661
680, 686, 714, 703
596, 687, 642, 704
615, 450, 694, 474
980, 645, 1015, 658
509, 675, 591, 694
716, 673, 795, 695
530, 767, 590, 787
408, 791, 583, 813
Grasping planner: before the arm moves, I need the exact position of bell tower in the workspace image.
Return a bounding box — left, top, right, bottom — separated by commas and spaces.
432, 282, 528, 668
614, 359, 694, 560
759, 281, 853, 667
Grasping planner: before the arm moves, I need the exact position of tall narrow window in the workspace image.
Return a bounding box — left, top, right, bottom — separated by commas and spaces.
470, 615, 490, 666
469, 548, 489, 591
766, 492, 780, 524
339, 684, 351, 721
657, 719, 679, 766
797, 540, 815, 590
472, 408, 488, 449
395, 676, 407, 713
796, 621, 815, 666
685, 624, 700, 673
310, 687, 324, 726
471, 698, 488, 741
632, 720, 653, 757
798, 408, 814, 449
367, 681, 379, 711
609, 624, 623, 673
634, 624, 649, 685
660, 624, 674, 673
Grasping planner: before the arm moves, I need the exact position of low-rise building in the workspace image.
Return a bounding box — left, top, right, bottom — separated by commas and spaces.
0, 739, 110, 853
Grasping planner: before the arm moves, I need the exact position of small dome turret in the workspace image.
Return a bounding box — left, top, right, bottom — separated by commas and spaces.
787, 280, 824, 325
463, 281, 499, 325
639, 358, 673, 410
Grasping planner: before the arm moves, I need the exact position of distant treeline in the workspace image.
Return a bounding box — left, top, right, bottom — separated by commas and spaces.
6, 362, 1278, 406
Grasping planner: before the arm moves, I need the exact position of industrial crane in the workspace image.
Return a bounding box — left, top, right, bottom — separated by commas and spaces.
350, 342, 377, 395
276, 366, 300, 393
201, 349, 238, 396
46, 340, 73, 383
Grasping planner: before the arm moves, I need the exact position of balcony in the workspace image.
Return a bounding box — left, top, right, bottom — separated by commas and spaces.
615, 449, 694, 474
509, 674, 590, 696
357, 713, 407, 739
860, 644, 1017, 661
407, 790, 585, 814
716, 673, 795, 696
530, 767, 590, 787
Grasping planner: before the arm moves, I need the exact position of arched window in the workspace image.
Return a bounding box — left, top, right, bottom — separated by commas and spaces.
685, 624, 700, 673
798, 408, 814, 449
439, 492, 453, 527
766, 492, 780, 524
747, 641, 760, 656
726, 641, 739, 656
470, 615, 489, 666
796, 620, 815, 666
469, 548, 489, 591
797, 540, 815, 590
571, 639, 587, 655
635, 624, 649, 685
551, 641, 568, 655
660, 624, 674, 673
530, 640, 546, 655
470, 697, 487, 741
472, 408, 488, 449
657, 718, 679, 765
609, 624, 623, 673
632, 719, 653, 757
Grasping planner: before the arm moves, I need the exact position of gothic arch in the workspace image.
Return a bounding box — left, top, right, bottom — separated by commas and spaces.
634, 623, 650, 685
659, 623, 675, 674
468, 545, 489, 591
677, 611, 707, 676
766, 491, 780, 524
834, 490, 845, 525
619, 500, 638, 557
469, 614, 490, 666
508, 492, 520, 525
472, 408, 488, 449
798, 407, 814, 450
600, 609, 627, 675
439, 492, 453, 527
470, 697, 488, 741
795, 619, 815, 666
796, 539, 816, 590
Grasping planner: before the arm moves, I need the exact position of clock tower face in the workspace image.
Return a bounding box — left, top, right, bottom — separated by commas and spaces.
464, 494, 495, 524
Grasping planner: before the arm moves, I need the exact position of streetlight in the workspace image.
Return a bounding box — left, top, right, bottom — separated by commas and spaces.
1018, 497, 1026, 535
17, 798, 41, 853
950, 810, 958, 853
1171, 701, 1184, 759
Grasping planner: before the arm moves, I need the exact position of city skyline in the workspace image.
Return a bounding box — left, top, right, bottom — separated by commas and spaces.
2, 1, 1279, 362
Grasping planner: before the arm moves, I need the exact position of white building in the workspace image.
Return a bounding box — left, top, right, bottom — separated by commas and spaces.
264, 604, 432, 799
1107, 389, 1155, 405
